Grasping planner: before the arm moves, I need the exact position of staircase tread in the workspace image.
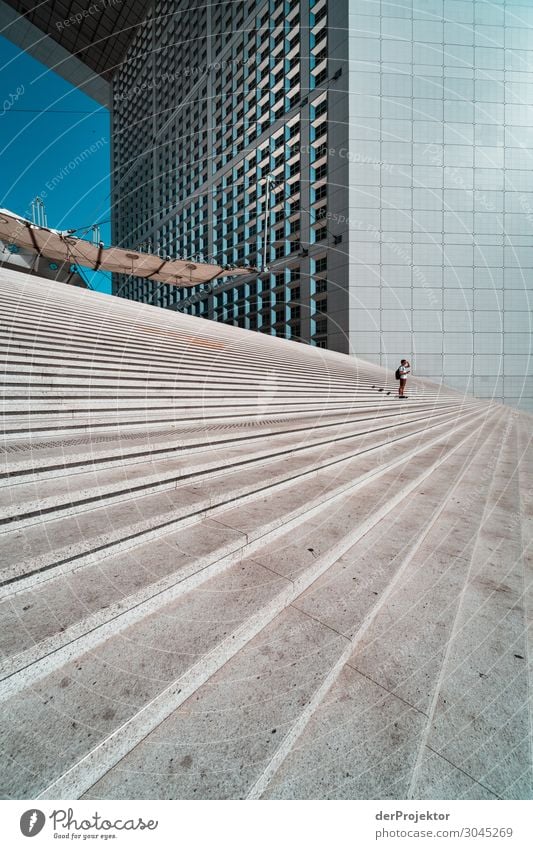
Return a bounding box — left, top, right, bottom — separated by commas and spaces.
0, 270, 529, 801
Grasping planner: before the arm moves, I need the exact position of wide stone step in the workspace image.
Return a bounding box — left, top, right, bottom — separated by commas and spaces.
0, 412, 494, 679
0, 352, 378, 384
1, 402, 453, 438
0, 409, 500, 799
2, 270, 527, 801
0, 405, 477, 522
406, 411, 531, 800
257, 409, 527, 800
0, 380, 423, 397
0, 345, 377, 385
0, 379, 423, 407
0, 390, 430, 413
0, 310, 380, 388
0, 369, 433, 395
0, 379, 451, 397
2, 405, 457, 479
1, 385, 389, 398
0, 405, 487, 586
0, 310, 380, 375
0, 295, 356, 364
79, 407, 509, 802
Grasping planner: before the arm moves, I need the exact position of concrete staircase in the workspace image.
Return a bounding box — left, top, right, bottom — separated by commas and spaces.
0, 269, 531, 800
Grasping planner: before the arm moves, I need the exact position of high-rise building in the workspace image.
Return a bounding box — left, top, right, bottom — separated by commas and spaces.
111, 0, 332, 348
2, 0, 532, 410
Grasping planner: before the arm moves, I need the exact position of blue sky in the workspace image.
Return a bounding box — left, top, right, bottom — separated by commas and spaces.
0, 35, 112, 292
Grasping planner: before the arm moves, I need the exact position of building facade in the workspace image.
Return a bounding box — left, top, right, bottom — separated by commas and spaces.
4, 0, 531, 410
111, 0, 332, 350
332, 0, 533, 412
109, 0, 532, 411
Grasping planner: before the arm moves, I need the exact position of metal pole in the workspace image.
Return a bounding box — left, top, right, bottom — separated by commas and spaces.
33, 197, 47, 228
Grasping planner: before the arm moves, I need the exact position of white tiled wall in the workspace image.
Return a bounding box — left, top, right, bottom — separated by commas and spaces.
345, 0, 533, 411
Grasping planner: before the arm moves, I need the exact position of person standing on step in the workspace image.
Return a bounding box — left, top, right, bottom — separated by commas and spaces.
396, 359, 410, 398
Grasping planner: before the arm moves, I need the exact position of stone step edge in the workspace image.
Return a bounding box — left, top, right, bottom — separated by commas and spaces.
0, 407, 500, 695
0, 405, 476, 523
0, 398, 465, 437
35, 408, 504, 801
0, 406, 487, 587
247, 413, 510, 799
404, 408, 516, 800
0, 402, 464, 480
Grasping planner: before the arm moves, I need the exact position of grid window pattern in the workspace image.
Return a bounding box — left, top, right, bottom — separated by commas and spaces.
112, 0, 331, 346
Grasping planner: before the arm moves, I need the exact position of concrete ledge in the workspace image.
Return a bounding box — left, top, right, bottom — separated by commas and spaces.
0, 1, 111, 107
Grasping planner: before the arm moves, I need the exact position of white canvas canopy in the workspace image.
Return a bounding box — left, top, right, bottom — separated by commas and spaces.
0, 209, 255, 286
